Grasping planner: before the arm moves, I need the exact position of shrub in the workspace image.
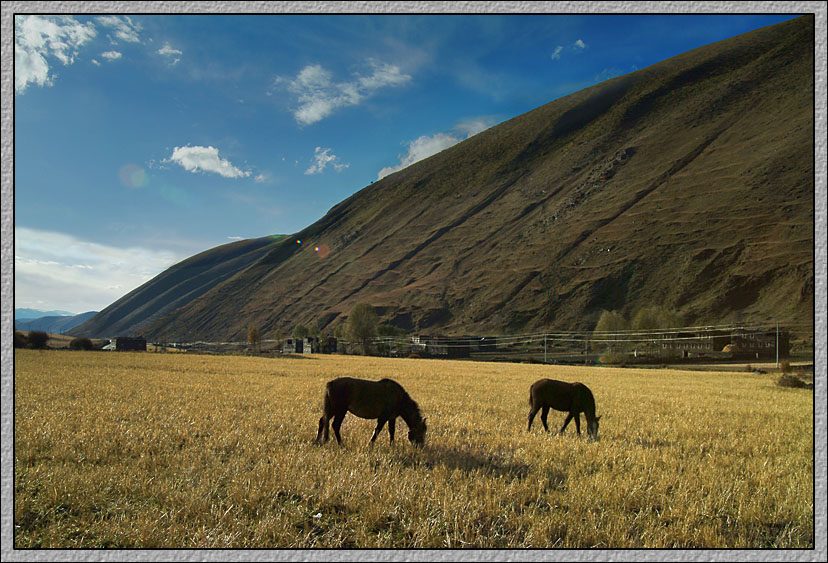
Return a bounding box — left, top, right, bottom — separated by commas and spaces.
292, 324, 310, 339
594, 310, 629, 355
777, 374, 813, 390
347, 303, 378, 355
599, 352, 628, 366
14, 331, 29, 348
69, 337, 95, 351
631, 306, 681, 330
28, 331, 49, 350
247, 326, 261, 354
594, 309, 628, 333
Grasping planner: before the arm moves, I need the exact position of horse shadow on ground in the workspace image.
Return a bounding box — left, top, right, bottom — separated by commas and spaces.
386, 443, 531, 482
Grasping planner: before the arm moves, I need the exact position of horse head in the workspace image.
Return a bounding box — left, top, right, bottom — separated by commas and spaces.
587, 415, 601, 440
408, 417, 427, 446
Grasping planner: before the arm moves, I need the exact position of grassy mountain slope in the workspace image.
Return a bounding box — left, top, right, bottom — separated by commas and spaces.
94, 16, 816, 342
69, 236, 284, 338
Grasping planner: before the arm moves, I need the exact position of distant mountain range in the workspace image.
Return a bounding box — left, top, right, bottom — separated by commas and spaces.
15, 311, 98, 334
15, 308, 76, 320
70, 16, 815, 343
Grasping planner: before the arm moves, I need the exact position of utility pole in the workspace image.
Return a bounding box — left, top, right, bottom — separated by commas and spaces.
776, 323, 779, 369
544, 333, 547, 364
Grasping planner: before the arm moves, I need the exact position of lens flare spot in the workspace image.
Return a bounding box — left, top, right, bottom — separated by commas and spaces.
314, 243, 330, 258
296, 239, 302, 244
119, 164, 148, 189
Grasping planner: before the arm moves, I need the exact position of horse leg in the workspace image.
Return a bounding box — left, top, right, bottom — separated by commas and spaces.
527, 404, 540, 431
369, 418, 388, 445
574, 413, 581, 435
331, 413, 346, 445
559, 412, 574, 434
540, 406, 551, 433
316, 416, 329, 444
388, 418, 396, 444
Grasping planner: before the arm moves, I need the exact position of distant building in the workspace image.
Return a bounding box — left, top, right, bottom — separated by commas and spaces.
283, 338, 303, 354
108, 336, 147, 351
411, 335, 470, 358
320, 336, 338, 354
657, 327, 789, 360
283, 337, 322, 354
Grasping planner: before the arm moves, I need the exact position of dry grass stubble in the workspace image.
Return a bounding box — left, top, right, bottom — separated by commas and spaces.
14, 350, 814, 548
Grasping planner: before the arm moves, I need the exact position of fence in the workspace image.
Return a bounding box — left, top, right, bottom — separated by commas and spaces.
150, 321, 813, 365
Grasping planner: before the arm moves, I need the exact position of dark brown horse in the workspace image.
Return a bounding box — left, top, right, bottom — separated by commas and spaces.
315, 377, 427, 446
528, 378, 601, 439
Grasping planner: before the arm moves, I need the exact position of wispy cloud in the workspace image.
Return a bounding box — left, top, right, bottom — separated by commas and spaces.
14, 15, 97, 93
166, 145, 251, 179
594, 67, 624, 83
305, 147, 349, 175
377, 118, 494, 180
157, 42, 182, 64
550, 39, 588, 62
96, 15, 142, 44
277, 59, 411, 125
14, 227, 182, 313
101, 50, 122, 61
550, 45, 563, 60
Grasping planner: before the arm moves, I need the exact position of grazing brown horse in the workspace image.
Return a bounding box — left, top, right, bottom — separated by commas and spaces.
315, 377, 427, 446
528, 378, 601, 439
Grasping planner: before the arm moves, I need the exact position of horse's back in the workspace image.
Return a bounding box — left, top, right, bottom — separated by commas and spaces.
324, 377, 405, 420
530, 378, 593, 412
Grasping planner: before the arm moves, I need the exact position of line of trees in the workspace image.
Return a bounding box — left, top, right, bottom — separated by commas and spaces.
245, 303, 398, 356
593, 306, 683, 363
15, 330, 96, 351
245, 304, 685, 359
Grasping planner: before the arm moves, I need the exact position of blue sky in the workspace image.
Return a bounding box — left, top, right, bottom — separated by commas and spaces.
12, 10, 807, 314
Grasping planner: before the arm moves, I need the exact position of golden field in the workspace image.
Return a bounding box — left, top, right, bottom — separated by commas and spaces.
13, 349, 814, 549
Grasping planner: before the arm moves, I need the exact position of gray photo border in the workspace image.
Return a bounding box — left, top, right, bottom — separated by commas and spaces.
2, 1, 826, 562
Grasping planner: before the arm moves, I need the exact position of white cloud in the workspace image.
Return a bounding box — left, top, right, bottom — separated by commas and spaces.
96, 15, 142, 44
455, 118, 492, 139
157, 42, 182, 64
278, 59, 411, 125
305, 147, 349, 175
14, 15, 97, 93
14, 227, 182, 313
101, 50, 122, 61
550, 40, 587, 63
377, 118, 494, 180
594, 67, 624, 83
550, 45, 563, 60
166, 146, 251, 179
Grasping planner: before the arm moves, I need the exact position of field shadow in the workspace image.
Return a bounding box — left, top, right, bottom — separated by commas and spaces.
391, 444, 531, 482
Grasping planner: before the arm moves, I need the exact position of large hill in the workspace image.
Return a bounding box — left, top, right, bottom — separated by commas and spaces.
71, 16, 815, 342
70, 236, 283, 338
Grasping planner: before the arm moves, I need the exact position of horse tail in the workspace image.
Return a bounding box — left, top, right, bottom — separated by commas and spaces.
322, 382, 334, 417
316, 382, 335, 444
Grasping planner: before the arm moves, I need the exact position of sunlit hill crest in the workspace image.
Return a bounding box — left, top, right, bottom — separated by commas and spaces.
70, 16, 815, 342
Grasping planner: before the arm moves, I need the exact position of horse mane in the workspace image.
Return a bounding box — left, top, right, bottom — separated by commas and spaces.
394, 383, 424, 425
582, 386, 597, 419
